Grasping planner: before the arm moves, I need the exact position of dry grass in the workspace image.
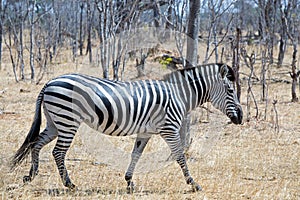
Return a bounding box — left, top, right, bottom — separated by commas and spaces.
0, 45, 299, 200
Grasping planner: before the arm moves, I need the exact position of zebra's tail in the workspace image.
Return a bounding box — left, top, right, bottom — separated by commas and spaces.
10, 86, 46, 170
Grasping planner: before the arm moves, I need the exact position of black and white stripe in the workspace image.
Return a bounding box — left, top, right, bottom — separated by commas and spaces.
11, 63, 243, 192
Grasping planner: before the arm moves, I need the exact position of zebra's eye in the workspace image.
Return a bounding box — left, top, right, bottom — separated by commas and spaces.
224, 82, 234, 93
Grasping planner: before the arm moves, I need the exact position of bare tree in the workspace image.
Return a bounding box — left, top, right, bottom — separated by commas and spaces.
96, 0, 110, 78
256, 0, 275, 101
0, 0, 4, 70
241, 48, 258, 121
18, 1, 26, 80
277, 1, 290, 66
179, 0, 201, 152
281, 0, 300, 102
79, 1, 84, 56
186, 0, 200, 65
29, 0, 36, 80
4, 1, 28, 81
52, 1, 61, 59
71, 1, 79, 62
4, 25, 18, 82
202, 0, 234, 63
232, 27, 242, 101
86, 0, 94, 63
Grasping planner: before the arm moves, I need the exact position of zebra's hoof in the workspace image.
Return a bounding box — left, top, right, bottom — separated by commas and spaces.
126, 182, 135, 194
66, 183, 76, 190
192, 183, 202, 192
23, 176, 31, 183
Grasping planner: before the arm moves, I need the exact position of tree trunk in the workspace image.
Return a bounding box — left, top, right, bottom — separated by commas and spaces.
79, 2, 84, 56
290, 39, 298, 102
291, 75, 298, 102
18, 2, 25, 80
181, 0, 201, 152
277, 11, 288, 66
5, 27, 18, 82
232, 27, 242, 102
97, 1, 109, 79
278, 1, 290, 67
186, 0, 200, 66
72, 1, 78, 62
164, 3, 173, 39
52, 1, 60, 57
0, 0, 3, 70
86, 0, 93, 63
277, 35, 286, 66
29, 0, 36, 80
153, 2, 160, 28
261, 50, 267, 101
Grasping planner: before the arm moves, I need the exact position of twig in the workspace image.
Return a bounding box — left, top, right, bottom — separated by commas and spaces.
272, 100, 279, 133
241, 48, 258, 121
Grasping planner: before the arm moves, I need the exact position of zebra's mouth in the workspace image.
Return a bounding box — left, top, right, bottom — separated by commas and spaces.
228, 105, 243, 125
230, 115, 242, 124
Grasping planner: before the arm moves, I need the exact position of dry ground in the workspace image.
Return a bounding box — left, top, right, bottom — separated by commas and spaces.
0, 47, 299, 200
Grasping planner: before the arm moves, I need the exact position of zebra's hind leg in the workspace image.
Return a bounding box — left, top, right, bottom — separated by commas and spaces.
52, 147, 75, 189
23, 126, 58, 184
52, 130, 78, 190
125, 136, 151, 193
160, 131, 202, 192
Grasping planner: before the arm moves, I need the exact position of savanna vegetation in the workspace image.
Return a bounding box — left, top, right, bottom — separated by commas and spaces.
0, 0, 299, 199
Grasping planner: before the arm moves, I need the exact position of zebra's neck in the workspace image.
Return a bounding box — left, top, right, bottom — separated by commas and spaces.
164, 65, 219, 112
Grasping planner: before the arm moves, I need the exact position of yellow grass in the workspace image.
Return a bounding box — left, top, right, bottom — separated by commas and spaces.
0, 44, 299, 199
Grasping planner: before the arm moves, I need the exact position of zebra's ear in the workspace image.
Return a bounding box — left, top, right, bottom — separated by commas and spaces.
220, 64, 229, 79
219, 64, 236, 82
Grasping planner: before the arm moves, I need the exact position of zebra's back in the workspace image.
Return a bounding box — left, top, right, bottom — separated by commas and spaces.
43, 74, 175, 136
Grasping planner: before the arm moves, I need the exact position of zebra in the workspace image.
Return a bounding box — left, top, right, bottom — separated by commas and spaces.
11, 63, 242, 192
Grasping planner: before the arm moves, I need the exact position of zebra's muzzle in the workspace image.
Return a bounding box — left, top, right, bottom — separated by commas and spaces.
228, 105, 243, 125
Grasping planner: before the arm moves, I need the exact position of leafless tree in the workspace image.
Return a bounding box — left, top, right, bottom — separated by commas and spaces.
4, 1, 28, 81
256, 0, 270, 101
281, 0, 300, 102
79, 1, 84, 56
29, 0, 36, 80
201, 0, 235, 64
4, 26, 18, 82
232, 27, 242, 101
277, 0, 299, 69
179, 0, 201, 152
186, 0, 200, 66
272, 99, 279, 133
241, 48, 258, 121
0, 0, 4, 70
86, 0, 94, 63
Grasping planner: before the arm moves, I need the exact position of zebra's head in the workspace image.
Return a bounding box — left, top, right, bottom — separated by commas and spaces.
209, 64, 243, 124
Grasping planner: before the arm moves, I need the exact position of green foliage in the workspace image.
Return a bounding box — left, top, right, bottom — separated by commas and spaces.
159, 57, 173, 69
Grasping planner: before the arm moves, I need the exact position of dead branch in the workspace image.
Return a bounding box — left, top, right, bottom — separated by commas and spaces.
241, 48, 258, 121
136, 50, 150, 77
272, 100, 279, 133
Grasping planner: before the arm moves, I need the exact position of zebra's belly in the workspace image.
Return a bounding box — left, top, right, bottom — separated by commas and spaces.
85, 116, 165, 136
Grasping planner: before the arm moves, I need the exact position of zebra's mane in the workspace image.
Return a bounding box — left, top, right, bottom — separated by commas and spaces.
162, 63, 235, 83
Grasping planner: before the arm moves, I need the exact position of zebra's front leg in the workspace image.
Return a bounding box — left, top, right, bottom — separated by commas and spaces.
176, 153, 202, 191
125, 136, 151, 193
160, 131, 202, 192
23, 127, 57, 184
